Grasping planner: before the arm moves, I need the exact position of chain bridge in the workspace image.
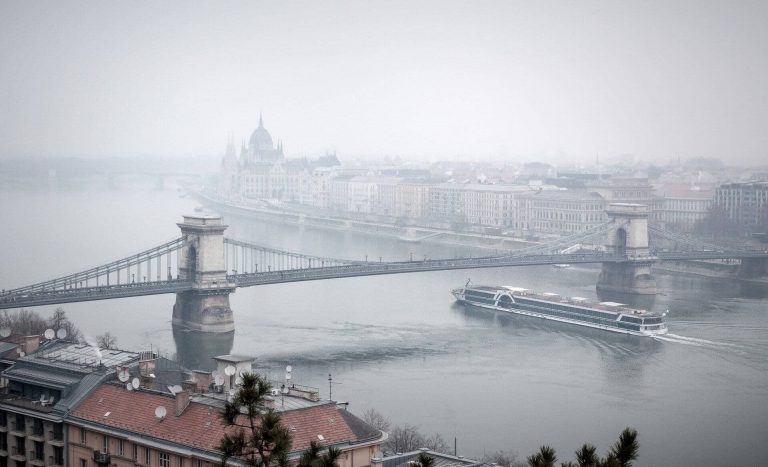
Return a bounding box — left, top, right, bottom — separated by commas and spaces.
1, 204, 766, 332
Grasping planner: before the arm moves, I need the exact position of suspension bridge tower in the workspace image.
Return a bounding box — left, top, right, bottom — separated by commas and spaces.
172, 214, 236, 333
596, 204, 657, 297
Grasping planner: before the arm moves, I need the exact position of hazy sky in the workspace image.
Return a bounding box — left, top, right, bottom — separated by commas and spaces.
1, 1, 767, 164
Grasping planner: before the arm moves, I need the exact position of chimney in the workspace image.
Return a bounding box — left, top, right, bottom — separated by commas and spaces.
174, 390, 190, 416
138, 351, 157, 377
191, 370, 212, 392
23, 335, 41, 354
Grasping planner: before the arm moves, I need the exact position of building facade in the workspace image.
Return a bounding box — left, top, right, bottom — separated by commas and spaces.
714, 181, 768, 235
0, 340, 138, 467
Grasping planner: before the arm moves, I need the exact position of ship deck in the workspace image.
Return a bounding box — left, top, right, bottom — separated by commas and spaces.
470, 285, 657, 317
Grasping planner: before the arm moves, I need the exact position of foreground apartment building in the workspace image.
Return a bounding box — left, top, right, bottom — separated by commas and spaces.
0, 338, 385, 467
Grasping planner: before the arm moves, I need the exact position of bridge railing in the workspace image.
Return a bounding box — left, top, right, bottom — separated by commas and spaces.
0, 278, 194, 310
1, 237, 185, 297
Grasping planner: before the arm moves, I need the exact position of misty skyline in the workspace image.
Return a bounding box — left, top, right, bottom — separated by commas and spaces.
1, 1, 767, 164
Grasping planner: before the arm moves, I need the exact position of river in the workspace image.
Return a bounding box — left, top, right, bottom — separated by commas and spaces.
1, 180, 766, 467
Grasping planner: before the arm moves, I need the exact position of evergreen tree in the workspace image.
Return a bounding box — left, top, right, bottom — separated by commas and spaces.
219, 373, 292, 467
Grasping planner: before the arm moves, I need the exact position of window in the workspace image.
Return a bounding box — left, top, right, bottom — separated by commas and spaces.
118, 439, 125, 456
146, 447, 152, 465
103, 434, 109, 453
79, 459, 87, 467
33, 440, 44, 460
33, 419, 44, 436
53, 446, 64, 465
159, 452, 170, 467
13, 414, 24, 432
80, 427, 86, 444
133, 444, 138, 461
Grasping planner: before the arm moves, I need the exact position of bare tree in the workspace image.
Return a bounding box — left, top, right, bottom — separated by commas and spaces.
96, 331, 118, 349
362, 408, 391, 432
385, 424, 425, 454
47, 307, 82, 341
0, 309, 47, 335
422, 433, 449, 454
482, 450, 525, 467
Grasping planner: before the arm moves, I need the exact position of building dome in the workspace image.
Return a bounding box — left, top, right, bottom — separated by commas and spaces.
249, 114, 274, 151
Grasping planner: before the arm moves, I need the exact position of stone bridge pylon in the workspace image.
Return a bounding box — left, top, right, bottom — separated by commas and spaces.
596, 203, 657, 297
172, 214, 235, 333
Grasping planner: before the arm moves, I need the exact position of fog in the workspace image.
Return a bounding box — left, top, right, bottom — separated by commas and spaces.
1, 1, 767, 163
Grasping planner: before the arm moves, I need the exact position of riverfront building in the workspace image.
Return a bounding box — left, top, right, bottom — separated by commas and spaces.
219, 115, 339, 204
653, 185, 714, 232
714, 181, 768, 235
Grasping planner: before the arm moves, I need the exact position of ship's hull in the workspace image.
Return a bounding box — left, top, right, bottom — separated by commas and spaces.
452, 288, 668, 337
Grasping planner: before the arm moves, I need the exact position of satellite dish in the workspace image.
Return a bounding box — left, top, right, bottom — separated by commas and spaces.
44, 329, 55, 340
224, 365, 236, 376
286, 365, 292, 373
0, 327, 11, 338
171, 385, 183, 394
131, 377, 141, 390
18, 351, 25, 357
154, 406, 167, 419
117, 368, 130, 382
235, 376, 243, 386
214, 375, 224, 386
126, 382, 133, 391
56, 328, 67, 339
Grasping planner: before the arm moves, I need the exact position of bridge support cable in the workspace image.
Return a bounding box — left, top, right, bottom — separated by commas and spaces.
227, 251, 628, 288
498, 221, 617, 258
223, 238, 354, 273
648, 225, 740, 252
1, 237, 185, 297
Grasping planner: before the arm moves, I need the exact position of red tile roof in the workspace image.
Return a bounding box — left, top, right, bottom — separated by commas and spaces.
70, 384, 377, 454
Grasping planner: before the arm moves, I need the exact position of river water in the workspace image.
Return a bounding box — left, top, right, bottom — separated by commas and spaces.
1, 181, 767, 467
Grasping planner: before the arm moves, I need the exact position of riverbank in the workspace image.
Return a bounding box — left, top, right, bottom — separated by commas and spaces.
192, 191, 533, 252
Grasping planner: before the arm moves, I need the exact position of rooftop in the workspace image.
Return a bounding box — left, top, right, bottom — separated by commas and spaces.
70, 383, 384, 456
29, 341, 138, 372
381, 449, 489, 467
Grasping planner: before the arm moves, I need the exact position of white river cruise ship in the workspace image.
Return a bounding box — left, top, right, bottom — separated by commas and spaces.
452, 284, 668, 337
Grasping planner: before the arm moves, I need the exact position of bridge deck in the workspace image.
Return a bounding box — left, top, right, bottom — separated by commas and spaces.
1, 247, 766, 310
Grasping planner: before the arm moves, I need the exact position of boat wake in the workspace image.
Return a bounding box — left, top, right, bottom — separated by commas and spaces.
653, 333, 742, 349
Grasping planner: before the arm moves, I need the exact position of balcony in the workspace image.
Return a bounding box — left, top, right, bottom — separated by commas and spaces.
8, 423, 25, 437
29, 450, 45, 466
93, 450, 111, 465
47, 429, 65, 446
10, 445, 25, 461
